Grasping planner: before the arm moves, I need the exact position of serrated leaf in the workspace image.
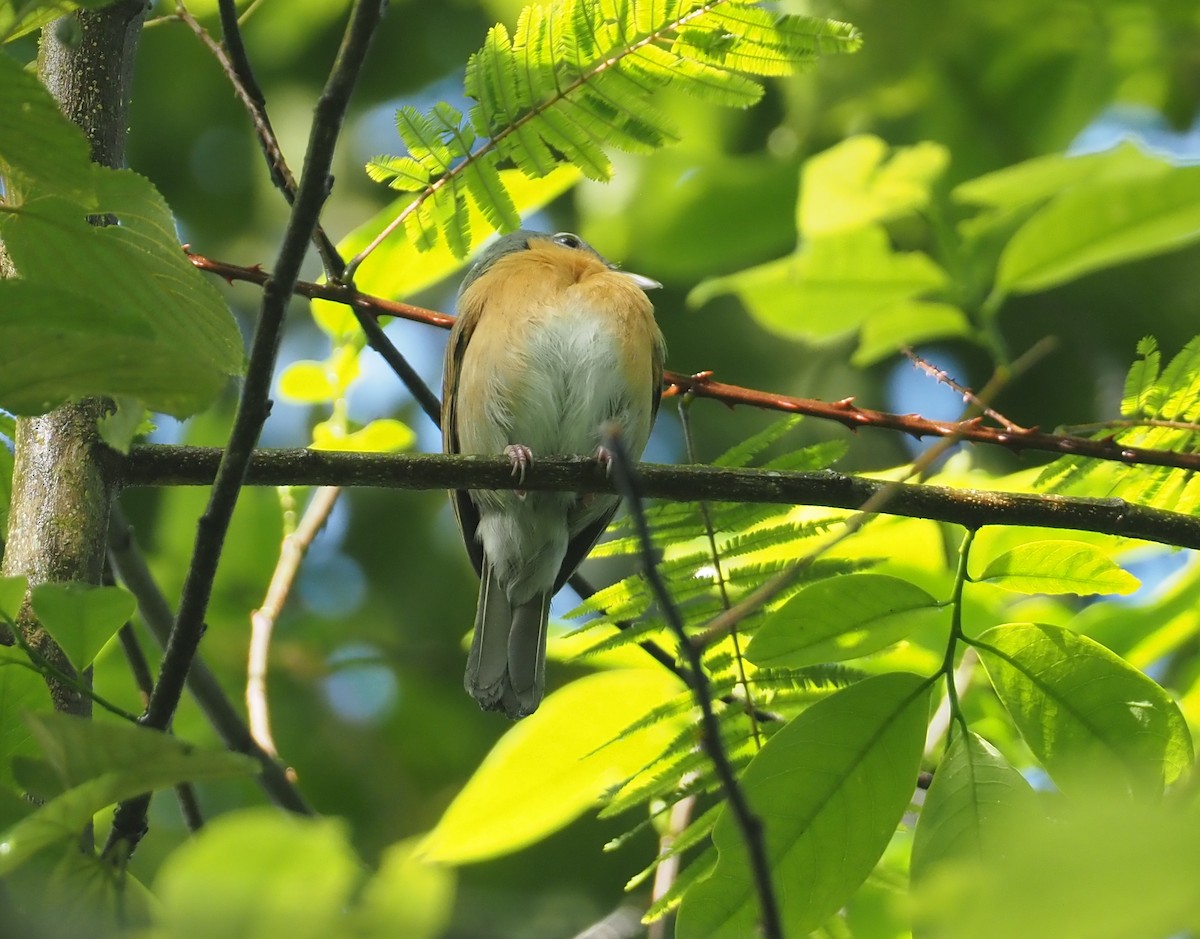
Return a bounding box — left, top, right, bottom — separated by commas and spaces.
974, 622, 1193, 797
975, 541, 1138, 596
746, 574, 945, 668
0, 52, 94, 201
0, 166, 243, 418
420, 669, 684, 864
676, 672, 932, 938
30, 582, 135, 673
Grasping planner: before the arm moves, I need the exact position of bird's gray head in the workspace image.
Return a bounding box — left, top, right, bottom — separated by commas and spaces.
457, 230, 660, 295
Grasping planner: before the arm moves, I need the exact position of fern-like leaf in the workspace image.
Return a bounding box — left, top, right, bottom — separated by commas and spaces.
362, 0, 861, 260
1037, 335, 1200, 513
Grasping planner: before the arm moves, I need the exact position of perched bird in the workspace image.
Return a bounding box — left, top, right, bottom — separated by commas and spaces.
443, 230, 665, 718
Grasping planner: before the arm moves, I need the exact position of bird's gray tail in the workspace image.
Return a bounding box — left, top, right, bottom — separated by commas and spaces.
465, 560, 550, 719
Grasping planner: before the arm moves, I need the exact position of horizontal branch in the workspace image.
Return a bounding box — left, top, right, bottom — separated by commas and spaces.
186, 250, 1200, 475
122, 446, 1200, 550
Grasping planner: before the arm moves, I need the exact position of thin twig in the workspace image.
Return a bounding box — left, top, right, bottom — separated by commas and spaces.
248, 485, 341, 758
648, 789, 697, 939
604, 427, 783, 939
904, 347, 1029, 433
121, 446, 1200, 551
107, 506, 309, 811
103, 0, 383, 861
186, 251, 1200, 476
677, 394, 761, 749
182, 4, 442, 424
115, 621, 205, 832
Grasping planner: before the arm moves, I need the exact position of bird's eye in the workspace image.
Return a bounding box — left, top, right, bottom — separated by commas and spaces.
552, 232, 584, 249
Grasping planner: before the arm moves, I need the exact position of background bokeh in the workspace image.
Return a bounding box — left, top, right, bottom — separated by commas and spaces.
44, 0, 1200, 934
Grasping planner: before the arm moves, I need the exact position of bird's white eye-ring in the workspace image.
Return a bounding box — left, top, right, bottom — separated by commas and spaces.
552, 232, 584, 249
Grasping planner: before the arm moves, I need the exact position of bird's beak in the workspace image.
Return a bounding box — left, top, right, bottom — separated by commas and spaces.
619, 270, 662, 291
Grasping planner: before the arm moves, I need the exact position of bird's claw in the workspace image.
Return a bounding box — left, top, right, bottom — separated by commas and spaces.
504, 444, 534, 498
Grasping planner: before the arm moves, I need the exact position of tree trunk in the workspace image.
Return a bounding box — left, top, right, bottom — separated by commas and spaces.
0, 1, 147, 715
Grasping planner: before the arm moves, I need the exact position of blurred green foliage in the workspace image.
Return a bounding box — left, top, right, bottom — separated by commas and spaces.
2, 0, 1200, 936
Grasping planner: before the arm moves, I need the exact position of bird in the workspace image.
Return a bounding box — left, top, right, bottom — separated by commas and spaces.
443, 229, 665, 719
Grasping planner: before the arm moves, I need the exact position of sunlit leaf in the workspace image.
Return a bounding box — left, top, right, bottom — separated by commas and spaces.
31, 582, 135, 673
996, 152, 1200, 294
0, 716, 255, 873
975, 541, 1139, 596
420, 669, 685, 864
974, 622, 1193, 797
676, 672, 932, 938
799, 135, 949, 236
353, 838, 455, 939
910, 731, 1039, 902
746, 574, 945, 668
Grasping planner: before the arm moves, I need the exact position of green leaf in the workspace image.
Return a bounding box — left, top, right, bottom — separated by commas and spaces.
0, 52, 94, 201
852, 301, 974, 366
96, 396, 153, 455
911, 794, 1200, 939
0, 0, 124, 43
689, 226, 948, 340
952, 150, 1110, 211
30, 583, 135, 673
153, 809, 361, 939
910, 732, 1039, 897
0, 169, 243, 417
973, 622, 1193, 797
420, 668, 684, 864
310, 418, 416, 453
353, 838, 455, 939
975, 540, 1139, 596
996, 153, 1200, 294
799, 135, 950, 237
746, 574, 945, 668
0, 649, 52, 791
676, 672, 932, 939
0, 716, 255, 873
278, 361, 339, 404
0, 574, 29, 621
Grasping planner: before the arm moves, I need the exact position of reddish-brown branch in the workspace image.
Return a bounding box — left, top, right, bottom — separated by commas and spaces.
186, 249, 1200, 475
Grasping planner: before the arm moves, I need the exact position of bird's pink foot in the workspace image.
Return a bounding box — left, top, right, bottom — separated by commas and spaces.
593, 445, 613, 475
504, 443, 534, 497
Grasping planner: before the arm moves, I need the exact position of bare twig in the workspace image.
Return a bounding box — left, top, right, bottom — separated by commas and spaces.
107, 505, 311, 813
677, 393, 761, 748
115, 621, 205, 832
248, 485, 341, 758
904, 347, 1029, 433
648, 790, 697, 939
104, 0, 383, 861
604, 427, 783, 939
186, 251, 1200, 476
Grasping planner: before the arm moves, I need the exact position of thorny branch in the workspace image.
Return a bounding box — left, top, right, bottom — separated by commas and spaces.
186, 250, 1200, 476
